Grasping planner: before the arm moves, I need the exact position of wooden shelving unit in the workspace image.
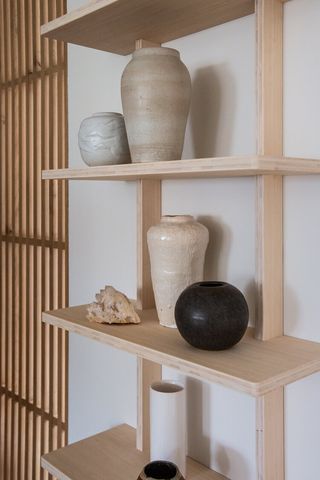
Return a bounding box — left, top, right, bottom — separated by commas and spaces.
43, 305, 320, 397
40, 0, 315, 479
42, 155, 320, 181
40, 0, 254, 55
41, 425, 227, 480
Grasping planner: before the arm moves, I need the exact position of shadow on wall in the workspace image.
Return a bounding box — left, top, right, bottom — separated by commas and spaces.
186, 377, 211, 465
198, 215, 255, 326
186, 377, 250, 479
284, 284, 300, 334
189, 64, 236, 158
214, 443, 251, 479
198, 215, 232, 280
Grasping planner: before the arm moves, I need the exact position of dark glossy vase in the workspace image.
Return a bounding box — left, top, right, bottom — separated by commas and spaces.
138, 461, 184, 480
175, 281, 249, 350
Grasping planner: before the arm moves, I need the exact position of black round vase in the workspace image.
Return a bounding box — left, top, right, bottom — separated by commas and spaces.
175, 281, 249, 350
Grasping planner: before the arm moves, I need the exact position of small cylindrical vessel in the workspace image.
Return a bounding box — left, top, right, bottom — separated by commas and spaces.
78, 112, 130, 166
150, 381, 186, 477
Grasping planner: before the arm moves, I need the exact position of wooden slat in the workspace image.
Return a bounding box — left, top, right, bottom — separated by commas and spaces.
256, 388, 284, 479
0, 1, 68, 479
255, 1, 284, 479
136, 179, 161, 310
136, 178, 162, 451
136, 357, 162, 451
255, 0, 284, 341
40, 0, 254, 55
135, 57, 162, 450
256, 174, 283, 339
135, 38, 160, 49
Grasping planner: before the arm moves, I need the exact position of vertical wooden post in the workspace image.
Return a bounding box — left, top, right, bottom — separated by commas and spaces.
136, 179, 161, 311
255, 1, 284, 479
136, 356, 162, 452
136, 179, 162, 452
256, 388, 284, 480
256, 0, 283, 341
135, 39, 162, 453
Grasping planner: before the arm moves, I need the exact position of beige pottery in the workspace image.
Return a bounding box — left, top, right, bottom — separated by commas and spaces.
147, 215, 209, 328
121, 47, 191, 163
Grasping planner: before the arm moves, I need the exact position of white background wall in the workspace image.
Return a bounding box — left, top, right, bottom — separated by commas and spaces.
67, 1, 320, 478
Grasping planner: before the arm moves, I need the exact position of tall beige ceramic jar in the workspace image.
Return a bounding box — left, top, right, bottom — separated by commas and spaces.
121, 47, 191, 163
147, 216, 209, 328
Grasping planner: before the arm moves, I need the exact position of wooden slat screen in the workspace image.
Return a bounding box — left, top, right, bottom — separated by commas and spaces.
0, 1, 68, 479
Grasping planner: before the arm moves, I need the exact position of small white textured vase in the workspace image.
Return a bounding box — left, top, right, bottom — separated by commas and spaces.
78, 112, 131, 166
121, 47, 191, 163
150, 381, 186, 477
147, 215, 209, 328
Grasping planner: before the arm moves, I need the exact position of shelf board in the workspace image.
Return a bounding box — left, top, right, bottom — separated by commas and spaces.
43, 305, 320, 396
42, 424, 226, 480
41, 0, 254, 55
42, 156, 320, 181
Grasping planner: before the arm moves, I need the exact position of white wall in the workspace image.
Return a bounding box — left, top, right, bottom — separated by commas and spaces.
284, 1, 320, 479
68, 0, 320, 478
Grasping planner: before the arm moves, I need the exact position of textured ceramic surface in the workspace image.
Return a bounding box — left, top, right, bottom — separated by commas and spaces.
121, 47, 191, 163
138, 461, 184, 480
78, 112, 131, 166
175, 281, 249, 350
147, 215, 209, 328
150, 381, 186, 476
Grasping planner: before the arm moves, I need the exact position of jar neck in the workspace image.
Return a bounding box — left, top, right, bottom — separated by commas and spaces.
161, 215, 194, 224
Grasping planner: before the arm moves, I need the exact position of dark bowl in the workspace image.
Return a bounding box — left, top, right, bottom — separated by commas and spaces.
174, 281, 249, 350
138, 461, 184, 480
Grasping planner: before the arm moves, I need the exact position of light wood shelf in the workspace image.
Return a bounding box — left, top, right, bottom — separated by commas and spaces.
40, 0, 254, 55
41, 424, 227, 480
42, 155, 320, 181
43, 305, 320, 397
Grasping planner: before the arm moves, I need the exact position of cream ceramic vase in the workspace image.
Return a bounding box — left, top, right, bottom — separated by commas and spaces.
147, 215, 209, 328
121, 47, 191, 163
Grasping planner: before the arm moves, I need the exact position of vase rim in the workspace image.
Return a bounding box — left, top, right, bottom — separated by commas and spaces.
197, 281, 227, 288
151, 380, 184, 394
161, 215, 194, 224
132, 47, 180, 58
142, 461, 180, 480
89, 112, 123, 117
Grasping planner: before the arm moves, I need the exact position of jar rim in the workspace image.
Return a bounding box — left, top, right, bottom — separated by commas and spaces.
90, 112, 123, 117
151, 380, 184, 393
161, 215, 194, 223
132, 47, 180, 59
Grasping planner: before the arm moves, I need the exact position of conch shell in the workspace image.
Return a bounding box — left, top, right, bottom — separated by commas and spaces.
86, 285, 140, 324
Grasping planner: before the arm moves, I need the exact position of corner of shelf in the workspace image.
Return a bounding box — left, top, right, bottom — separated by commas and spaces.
42, 305, 320, 397
41, 424, 227, 480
